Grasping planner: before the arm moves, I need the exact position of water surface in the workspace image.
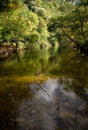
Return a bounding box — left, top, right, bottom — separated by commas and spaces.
0, 48, 88, 130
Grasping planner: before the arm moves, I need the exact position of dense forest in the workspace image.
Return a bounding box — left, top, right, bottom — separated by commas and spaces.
0, 0, 88, 55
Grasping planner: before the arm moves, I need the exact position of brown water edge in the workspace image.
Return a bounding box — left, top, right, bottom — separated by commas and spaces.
0, 77, 32, 130
0, 77, 88, 130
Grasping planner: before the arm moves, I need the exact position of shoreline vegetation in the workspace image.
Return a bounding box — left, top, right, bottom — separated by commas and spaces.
0, 0, 88, 58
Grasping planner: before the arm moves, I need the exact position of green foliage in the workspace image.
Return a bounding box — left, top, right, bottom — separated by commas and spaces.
0, 0, 9, 11
1, 0, 57, 49
0, 0, 87, 51
38, 18, 49, 39
0, 0, 23, 12
0, 4, 40, 47
24, 0, 42, 11
48, 0, 88, 48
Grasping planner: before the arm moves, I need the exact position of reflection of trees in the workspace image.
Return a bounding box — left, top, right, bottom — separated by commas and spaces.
0, 48, 88, 80
48, 48, 88, 103
60, 53, 88, 88
0, 48, 59, 76
58, 77, 88, 117
59, 77, 88, 101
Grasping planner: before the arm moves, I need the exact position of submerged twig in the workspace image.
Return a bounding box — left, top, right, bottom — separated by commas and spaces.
36, 81, 56, 106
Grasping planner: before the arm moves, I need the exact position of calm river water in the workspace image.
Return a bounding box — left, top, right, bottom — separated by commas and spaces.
0, 47, 88, 130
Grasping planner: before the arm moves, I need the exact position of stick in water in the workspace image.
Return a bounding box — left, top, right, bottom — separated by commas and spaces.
36, 81, 57, 106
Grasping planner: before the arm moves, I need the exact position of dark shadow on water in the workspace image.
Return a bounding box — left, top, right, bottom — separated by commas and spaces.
0, 80, 32, 130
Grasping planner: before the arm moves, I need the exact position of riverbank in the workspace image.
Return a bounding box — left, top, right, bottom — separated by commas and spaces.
0, 46, 14, 58
0, 41, 58, 58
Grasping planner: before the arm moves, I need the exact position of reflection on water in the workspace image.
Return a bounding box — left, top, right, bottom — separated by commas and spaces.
31, 79, 59, 101
16, 78, 88, 130
17, 80, 58, 130
0, 48, 88, 130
